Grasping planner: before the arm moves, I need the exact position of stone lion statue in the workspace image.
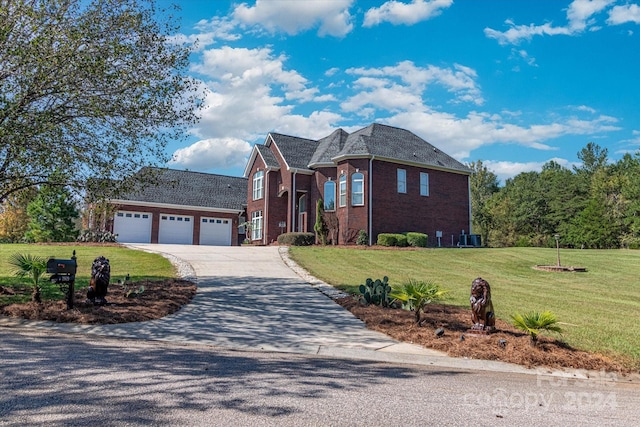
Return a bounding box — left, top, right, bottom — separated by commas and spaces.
87, 256, 110, 306
469, 277, 495, 332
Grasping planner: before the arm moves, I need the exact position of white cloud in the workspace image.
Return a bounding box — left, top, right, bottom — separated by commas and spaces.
363, 0, 453, 27
170, 17, 241, 52
233, 0, 354, 37
607, 4, 640, 25
484, 0, 614, 45
344, 61, 484, 110
382, 111, 621, 161
170, 138, 252, 170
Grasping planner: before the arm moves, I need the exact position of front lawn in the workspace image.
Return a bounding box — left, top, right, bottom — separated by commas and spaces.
0, 244, 175, 304
289, 246, 640, 368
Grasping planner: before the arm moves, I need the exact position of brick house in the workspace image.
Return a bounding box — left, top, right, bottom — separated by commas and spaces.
109, 168, 247, 245
244, 123, 471, 246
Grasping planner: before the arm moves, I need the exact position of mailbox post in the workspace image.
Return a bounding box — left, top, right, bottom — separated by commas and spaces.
47, 250, 77, 310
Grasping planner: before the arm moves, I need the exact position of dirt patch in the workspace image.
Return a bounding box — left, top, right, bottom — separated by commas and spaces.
335, 296, 633, 374
0, 279, 196, 324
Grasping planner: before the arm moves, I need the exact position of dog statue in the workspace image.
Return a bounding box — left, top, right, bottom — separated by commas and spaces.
87, 256, 110, 306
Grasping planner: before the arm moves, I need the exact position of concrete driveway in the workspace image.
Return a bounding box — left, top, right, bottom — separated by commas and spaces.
35, 244, 435, 357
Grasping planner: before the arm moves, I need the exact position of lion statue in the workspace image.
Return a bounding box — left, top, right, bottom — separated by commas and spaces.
469, 277, 495, 332
87, 256, 110, 306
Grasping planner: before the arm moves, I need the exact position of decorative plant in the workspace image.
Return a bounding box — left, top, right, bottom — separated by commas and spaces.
314, 199, 328, 245
118, 274, 145, 298
359, 276, 392, 307
511, 310, 562, 346
390, 279, 448, 324
8, 253, 48, 303
356, 230, 368, 246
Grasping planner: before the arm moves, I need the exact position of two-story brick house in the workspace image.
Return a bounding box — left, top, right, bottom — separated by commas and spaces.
244, 123, 471, 246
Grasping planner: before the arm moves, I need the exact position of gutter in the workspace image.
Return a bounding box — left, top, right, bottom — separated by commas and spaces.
369, 155, 375, 246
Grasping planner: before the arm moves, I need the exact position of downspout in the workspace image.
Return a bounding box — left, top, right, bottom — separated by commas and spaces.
369, 156, 375, 246
264, 170, 269, 245
292, 170, 297, 233
467, 174, 472, 235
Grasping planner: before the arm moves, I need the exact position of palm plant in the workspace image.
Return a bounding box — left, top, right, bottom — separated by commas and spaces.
390, 279, 448, 324
511, 310, 563, 346
8, 253, 48, 303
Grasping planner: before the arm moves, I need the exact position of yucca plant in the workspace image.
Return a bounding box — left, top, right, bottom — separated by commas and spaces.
8, 253, 48, 303
511, 310, 563, 346
390, 279, 448, 324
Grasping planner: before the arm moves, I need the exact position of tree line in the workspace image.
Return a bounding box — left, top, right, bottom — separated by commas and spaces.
470, 143, 640, 249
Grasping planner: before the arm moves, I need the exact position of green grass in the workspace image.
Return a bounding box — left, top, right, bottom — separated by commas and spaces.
0, 244, 175, 304
289, 246, 640, 369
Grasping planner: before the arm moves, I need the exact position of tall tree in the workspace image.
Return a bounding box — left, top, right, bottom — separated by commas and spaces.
468, 160, 500, 246
0, 0, 201, 202
25, 185, 79, 242
0, 188, 35, 242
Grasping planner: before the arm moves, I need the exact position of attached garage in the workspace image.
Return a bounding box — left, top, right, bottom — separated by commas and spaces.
113, 211, 152, 243
200, 217, 232, 246
158, 214, 194, 245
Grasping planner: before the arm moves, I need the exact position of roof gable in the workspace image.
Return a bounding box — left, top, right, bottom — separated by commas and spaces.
268, 132, 318, 171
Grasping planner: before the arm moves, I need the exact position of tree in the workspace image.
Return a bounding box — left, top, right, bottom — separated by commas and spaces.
314, 198, 328, 245
25, 185, 79, 242
468, 160, 500, 246
0, 188, 35, 242
0, 0, 201, 202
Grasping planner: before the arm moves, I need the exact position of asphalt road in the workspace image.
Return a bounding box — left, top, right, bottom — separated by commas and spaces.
1, 328, 638, 427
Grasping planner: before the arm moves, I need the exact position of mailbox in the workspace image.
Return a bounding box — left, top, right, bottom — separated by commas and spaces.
47, 258, 77, 275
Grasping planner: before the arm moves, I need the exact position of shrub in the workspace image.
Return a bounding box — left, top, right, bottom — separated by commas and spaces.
390, 279, 448, 324
356, 230, 368, 246
377, 233, 397, 246
77, 229, 118, 243
511, 311, 563, 346
406, 232, 428, 248
8, 253, 47, 303
277, 232, 315, 246
359, 276, 392, 307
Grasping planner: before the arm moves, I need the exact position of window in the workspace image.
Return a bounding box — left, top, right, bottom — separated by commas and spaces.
397, 169, 406, 193
252, 170, 264, 200
339, 174, 347, 207
420, 172, 429, 196
324, 180, 336, 211
351, 173, 364, 206
251, 210, 263, 240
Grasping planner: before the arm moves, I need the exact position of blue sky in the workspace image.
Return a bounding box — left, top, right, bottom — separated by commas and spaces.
162, 0, 640, 182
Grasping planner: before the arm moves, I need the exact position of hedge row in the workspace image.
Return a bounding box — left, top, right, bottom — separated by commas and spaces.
277, 232, 315, 246
377, 232, 428, 247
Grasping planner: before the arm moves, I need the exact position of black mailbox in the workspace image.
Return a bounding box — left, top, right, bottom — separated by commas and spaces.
47, 258, 77, 275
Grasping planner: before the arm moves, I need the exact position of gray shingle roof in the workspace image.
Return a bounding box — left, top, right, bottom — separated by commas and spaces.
118, 168, 247, 211
309, 128, 349, 166
269, 133, 318, 170
256, 144, 280, 169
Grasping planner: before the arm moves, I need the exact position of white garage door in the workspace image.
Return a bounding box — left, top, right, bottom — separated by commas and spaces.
158, 214, 193, 244
113, 211, 152, 243
200, 217, 232, 246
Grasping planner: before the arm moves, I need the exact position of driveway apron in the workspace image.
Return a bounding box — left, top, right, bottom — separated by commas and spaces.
45, 245, 402, 355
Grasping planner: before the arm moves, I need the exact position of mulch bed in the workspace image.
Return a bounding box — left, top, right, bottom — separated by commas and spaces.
335, 296, 633, 374
0, 279, 196, 324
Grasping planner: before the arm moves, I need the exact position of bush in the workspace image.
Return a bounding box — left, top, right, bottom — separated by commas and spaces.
406, 232, 428, 247
377, 233, 410, 247
377, 233, 397, 246
390, 279, 448, 324
356, 230, 368, 246
359, 276, 392, 307
277, 232, 315, 246
77, 229, 118, 243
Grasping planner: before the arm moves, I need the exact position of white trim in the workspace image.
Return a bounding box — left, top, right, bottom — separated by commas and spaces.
110, 199, 243, 214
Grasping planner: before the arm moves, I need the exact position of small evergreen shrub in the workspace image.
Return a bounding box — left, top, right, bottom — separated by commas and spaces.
406, 232, 428, 247
377, 233, 397, 246
356, 230, 368, 246
277, 232, 315, 246
395, 234, 408, 247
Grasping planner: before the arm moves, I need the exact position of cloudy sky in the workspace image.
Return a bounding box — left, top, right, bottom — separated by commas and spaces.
163, 0, 640, 182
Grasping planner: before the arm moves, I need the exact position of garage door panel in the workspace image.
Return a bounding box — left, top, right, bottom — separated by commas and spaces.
200, 217, 231, 246
114, 211, 152, 243
159, 214, 193, 245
